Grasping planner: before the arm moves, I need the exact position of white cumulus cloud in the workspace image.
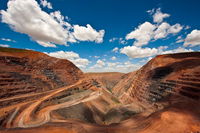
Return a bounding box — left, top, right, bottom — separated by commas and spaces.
168, 24, 183, 34
150, 8, 170, 23
73, 24, 105, 43
109, 37, 118, 42
1, 0, 105, 47
0, 44, 10, 47
1, 38, 16, 43
126, 8, 183, 46
126, 22, 156, 46
91, 59, 105, 68
111, 56, 117, 60
40, 0, 52, 9
184, 30, 200, 47
46, 51, 90, 68
162, 47, 193, 54
50, 11, 72, 29
112, 47, 119, 53
120, 46, 158, 58
176, 36, 184, 43
120, 45, 193, 59
154, 23, 183, 40
1, 0, 71, 47
126, 22, 183, 46
154, 22, 171, 39
87, 61, 141, 73
109, 37, 127, 44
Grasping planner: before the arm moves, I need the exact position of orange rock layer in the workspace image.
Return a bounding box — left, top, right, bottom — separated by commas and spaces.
0, 47, 199, 133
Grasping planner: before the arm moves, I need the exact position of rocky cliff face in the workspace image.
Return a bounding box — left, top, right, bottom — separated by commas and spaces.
0, 47, 83, 101
113, 52, 200, 112
0, 48, 199, 133
0, 47, 127, 128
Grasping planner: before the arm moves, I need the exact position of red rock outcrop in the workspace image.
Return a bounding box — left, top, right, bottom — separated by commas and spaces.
0, 47, 83, 107
0, 48, 199, 133
113, 52, 200, 112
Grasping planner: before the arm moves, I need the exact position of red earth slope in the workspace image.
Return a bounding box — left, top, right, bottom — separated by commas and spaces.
0, 48, 199, 133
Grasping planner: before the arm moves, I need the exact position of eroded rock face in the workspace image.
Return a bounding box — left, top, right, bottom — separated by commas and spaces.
0, 48, 199, 133
0, 47, 83, 103
113, 52, 200, 112
0, 48, 125, 129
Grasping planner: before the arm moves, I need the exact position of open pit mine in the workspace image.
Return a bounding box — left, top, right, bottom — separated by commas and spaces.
0, 47, 199, 133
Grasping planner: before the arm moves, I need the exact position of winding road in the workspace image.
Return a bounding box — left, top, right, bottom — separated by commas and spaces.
5, 80, 102, 128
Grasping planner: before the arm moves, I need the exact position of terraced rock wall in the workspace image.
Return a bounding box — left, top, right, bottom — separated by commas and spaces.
112, 52, 200, 111
0, 47, 83, 108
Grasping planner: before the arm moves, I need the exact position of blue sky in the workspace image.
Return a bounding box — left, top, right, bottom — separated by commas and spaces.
0, 0, 200, 73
